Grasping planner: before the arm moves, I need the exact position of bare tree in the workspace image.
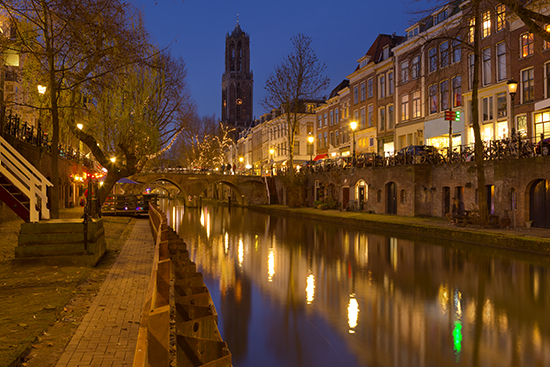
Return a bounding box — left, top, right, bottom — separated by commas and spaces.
262, 34, 330, 177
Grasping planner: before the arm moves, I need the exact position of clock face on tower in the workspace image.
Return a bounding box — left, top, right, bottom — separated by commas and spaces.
236, 98, 243, 105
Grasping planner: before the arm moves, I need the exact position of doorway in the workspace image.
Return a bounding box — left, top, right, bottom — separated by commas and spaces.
529, 179, 550, 228
386, 182, 397, 214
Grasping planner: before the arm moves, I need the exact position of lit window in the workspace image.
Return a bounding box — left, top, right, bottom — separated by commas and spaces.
469, 18, 475, 43
521, 33, 534, 57
482, 96, 493, 121
496, 5, 506, 31
482, 11, 491, 38
412, 91, 421, 118
545, 25, 550, 49
401, 95, 409, 121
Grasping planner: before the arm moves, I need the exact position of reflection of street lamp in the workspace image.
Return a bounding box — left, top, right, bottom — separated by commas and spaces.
350, 121, 357, 163
307, 133, 314, 162
507, 79, 518, 137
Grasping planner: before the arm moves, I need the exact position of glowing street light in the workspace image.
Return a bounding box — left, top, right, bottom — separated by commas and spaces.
307, 133, 314, 162
37, 85, 46, 94
77, 123, 83, 130
507, 79, 518, 137
110, 156, 116, 163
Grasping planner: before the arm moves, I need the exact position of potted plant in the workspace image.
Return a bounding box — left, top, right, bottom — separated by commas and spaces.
526, 220, 533, 228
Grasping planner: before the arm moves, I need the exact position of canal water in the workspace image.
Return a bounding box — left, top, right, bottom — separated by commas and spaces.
161, 199, 550, 367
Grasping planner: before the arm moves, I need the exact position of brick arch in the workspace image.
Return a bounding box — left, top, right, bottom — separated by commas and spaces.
131, 172, 267, 207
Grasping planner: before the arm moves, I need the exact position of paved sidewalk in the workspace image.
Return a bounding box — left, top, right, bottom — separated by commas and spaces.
55, 219, 155, 367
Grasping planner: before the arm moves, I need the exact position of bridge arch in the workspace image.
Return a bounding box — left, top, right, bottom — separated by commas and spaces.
130, 172, 268, 207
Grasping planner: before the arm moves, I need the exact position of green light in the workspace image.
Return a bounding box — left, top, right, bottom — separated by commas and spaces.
454, 111, 461, 121
453, 320, 463, 362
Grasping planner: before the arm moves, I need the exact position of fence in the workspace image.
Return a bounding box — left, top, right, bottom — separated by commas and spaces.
133, 203, 232, 367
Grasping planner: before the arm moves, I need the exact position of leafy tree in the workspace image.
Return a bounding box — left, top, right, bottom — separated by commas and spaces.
1, 0, 151, 217
74, 51, 195, 205
262, 34, 329, 177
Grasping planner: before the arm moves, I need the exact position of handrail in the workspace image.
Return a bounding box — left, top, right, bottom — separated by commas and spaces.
0, 135, 52, 222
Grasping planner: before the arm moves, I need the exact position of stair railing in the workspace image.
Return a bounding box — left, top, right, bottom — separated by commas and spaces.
0, 135, 52, 222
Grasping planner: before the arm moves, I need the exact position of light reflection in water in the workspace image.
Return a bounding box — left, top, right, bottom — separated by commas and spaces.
348, 295, 359, 333
306, 273, 315, 304
166, 203, 550, 367
238, 238, 244, 267
267, 247, 275, 282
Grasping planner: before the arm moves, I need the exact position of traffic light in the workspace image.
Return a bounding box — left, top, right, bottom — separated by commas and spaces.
445, 110, 461, 121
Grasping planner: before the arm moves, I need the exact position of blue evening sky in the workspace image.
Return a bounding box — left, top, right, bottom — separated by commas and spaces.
134, 0, 431, 120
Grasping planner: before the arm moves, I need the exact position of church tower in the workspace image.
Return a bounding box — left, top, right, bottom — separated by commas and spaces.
221, 21, 253, 138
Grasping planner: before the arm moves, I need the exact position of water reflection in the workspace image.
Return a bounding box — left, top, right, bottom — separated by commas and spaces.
162, 201, 550, 367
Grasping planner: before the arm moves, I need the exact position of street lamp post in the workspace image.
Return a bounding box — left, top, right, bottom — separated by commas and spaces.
507, 79, 518, 138
269, 148, 275, 176
307, 133, 314, 162
350, 121, 357, 165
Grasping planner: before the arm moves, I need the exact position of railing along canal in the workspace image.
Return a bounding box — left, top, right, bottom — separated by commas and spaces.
133, 203, 232, 367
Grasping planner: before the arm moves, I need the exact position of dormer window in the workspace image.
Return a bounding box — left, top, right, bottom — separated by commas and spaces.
433, 9, 448, 26
407, 27, 419, 38
360, 59, 367, 68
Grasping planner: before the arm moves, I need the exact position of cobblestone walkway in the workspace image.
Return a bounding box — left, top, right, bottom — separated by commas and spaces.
55, 219, 155, 367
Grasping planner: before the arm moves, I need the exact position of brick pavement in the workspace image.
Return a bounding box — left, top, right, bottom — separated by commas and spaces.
55, 219, 155, 367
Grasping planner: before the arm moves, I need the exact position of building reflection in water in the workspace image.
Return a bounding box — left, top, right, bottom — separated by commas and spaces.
160, 201, 550, 367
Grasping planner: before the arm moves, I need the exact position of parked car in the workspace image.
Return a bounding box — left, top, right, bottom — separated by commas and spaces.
397, 145, 440, 164
535, 137, 550, 156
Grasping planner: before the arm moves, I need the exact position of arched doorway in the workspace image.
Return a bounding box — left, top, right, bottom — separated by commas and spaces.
529, 179, 550, 228
355, 180, 368, 211
386, 182, 397, 214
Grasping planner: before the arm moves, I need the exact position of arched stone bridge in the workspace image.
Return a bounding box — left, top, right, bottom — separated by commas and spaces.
128, 172, 268, 207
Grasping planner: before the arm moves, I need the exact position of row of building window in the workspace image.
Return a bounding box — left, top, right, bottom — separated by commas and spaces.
352, 71, 395, 104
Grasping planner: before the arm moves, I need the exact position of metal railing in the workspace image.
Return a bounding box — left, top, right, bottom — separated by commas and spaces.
0, 135, 52, 222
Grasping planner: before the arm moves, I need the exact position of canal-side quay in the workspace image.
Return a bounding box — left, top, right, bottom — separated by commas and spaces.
3, 202, 550, 367
249, 204, 550, 258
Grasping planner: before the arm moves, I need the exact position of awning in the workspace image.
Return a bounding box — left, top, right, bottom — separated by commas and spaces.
313, 154, 328, 161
